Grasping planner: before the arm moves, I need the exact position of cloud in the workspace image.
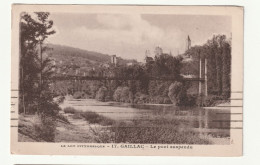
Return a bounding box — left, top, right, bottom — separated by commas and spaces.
48, 14, 230, 62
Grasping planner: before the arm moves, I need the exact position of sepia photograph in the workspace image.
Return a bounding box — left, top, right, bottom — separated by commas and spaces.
10, 5, 243, 156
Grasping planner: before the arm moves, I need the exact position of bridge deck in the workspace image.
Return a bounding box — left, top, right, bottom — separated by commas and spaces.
51, 76, 205, 82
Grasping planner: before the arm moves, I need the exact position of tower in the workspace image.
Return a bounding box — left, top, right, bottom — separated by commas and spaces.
111, 55, 117, 66
186, 35, 191, 51
154, 46, 163, 57
145, 50, 151, 57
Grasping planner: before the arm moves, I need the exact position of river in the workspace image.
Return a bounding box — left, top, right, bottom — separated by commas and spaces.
59, 96, 231, 144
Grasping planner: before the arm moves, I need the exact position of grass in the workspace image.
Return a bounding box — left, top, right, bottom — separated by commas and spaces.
62, 107, 210, 144
56, 113, 70, 123
111, 126, 210, 144
63, 106, 115, 126
108, 118, 210, 144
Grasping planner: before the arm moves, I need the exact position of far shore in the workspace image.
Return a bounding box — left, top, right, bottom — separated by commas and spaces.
203, 102, 231, 110
62, 96, 231, 111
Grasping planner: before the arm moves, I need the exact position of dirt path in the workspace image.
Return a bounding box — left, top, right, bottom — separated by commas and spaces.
55, 113, 97, 143
18, 114, 98, 143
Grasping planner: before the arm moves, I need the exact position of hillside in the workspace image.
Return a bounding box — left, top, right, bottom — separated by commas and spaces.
45, 44, 137, 76
47, 44, 111, 63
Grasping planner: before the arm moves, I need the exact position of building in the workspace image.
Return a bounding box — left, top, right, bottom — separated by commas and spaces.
154, 46, 163, 57
126, 62, 133, 66
145, 56, 154, 63
111, 55, 117, 66
145, 50, 151, 57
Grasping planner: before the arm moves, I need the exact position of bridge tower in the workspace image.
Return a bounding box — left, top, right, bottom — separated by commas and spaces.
186, 35, 191, 51
198, 55, 208, 97
199, 55, 202, 96
205, 58, 208, 96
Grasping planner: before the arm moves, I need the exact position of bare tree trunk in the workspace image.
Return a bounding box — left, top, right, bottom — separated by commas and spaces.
21, 67, 26, 114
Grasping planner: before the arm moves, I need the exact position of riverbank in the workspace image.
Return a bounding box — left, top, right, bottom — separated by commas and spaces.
18, 114, 97, 143
64, 95, 231, 109
204, 101, 231, 110
18, 97, 231, 144
18, 110, 230, 144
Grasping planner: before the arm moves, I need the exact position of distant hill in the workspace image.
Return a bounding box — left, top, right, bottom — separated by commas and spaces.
45, 44, 138, 76
46, 44, 111, 63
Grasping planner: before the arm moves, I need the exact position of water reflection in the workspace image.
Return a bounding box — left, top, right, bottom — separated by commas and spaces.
61, 99, 230, 138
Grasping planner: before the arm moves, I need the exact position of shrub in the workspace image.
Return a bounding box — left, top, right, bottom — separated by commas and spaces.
95, 86, 108, 102
113, 86, 123, 102
63, 107, 77, 114
73, 91, 86, 99
81, 111, 115, 126
168, 82, 187, 105
120, 87, 131, 103
34, 115, 56, 142
163, 97, 172, 104
113, 86, 131, 103
202, 95, 229, 107
167, 82, 197, 106
72, 112, 83, 119
134, 93, 149, 104
184, 94, 197, 106
56, 113, 70, 123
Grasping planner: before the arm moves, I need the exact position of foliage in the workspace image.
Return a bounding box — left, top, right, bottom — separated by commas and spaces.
168, 82, 197, 106
56, 113, 70, 124
95, 86, 109, 102
48, 34, 230, 107
63, 107, 77, 114
19, 12, 61, 141
80, 111, 115, 126
73, 91, 86, 99
202, 95, 229, 107
33, 115, 56, 142
134, 92, 150, 104
113, 86, 132, 103
112, 126, 210, 144
168, 82, 187, 105
146, 53, 183, 78
109, 117, 210, 144
185, 35, 231, 97
19, 12, 57, 115
148, 81, 172, 98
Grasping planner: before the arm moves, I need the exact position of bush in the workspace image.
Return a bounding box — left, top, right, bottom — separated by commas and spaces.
168, 82, 187, 105
56, 113, 70, 123
113, 86, 132, 103
63, 107, 77, 114
81, 111, 115, 126
113, 86, 122, 102
148, 81, 171, 98
95, 86, 108, 102
73, 91, 86, 99
134, 93, 149, 104
184, 94, 197, 106
167, 82, 197, 106
34, 115, 56, 142
202, 95, 229, 107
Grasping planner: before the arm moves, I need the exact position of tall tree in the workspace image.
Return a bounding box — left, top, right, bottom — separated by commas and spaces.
19, 12, 56, 114
185, 35, 231, 96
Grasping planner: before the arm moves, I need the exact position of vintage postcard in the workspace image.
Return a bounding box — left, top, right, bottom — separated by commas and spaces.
11, 5, 243, 156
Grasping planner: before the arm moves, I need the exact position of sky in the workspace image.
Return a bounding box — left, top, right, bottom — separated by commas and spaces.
47, 13, 231, 62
